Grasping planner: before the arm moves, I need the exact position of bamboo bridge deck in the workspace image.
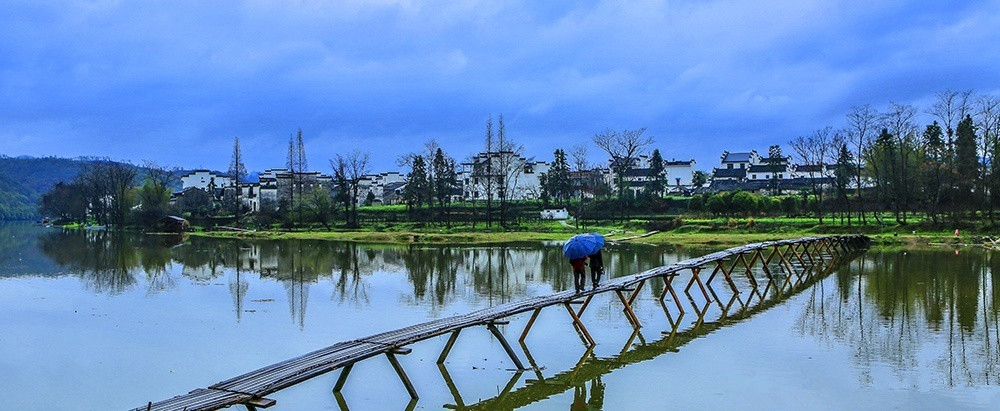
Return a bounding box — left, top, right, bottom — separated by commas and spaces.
134, 235, 870, 411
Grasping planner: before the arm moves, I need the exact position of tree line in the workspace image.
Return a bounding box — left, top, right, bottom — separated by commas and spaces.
40, 90, 1000, 232
775, 90, 1000, 227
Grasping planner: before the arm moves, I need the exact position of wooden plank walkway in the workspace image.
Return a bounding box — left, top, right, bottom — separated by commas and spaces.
463, 242, 862, 410
134, 235, 869, 411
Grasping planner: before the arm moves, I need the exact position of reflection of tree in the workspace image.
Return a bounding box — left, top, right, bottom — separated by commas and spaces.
0, 223, 67, 277
796, 249, 1000, 388
464, 251, 851, 410
31, 228, 727, 333
37, 229, 162, 295
332, 242, 372, 306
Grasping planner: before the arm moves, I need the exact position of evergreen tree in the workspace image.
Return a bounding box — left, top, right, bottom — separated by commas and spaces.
921, 122, 946, 222
432, 148, 456, 224
833, 143, 854, 224
691, 171, 708, 188
333, 161, 350, 223
228, 136, 247, 218
955, 115, 978, 211
766, 145, 784, 195
404, 156, 428, 212
645, 149, 666, 196
544, 149, 571, 206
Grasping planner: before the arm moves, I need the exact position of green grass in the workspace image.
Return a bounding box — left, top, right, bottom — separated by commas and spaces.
190, 212, 997, 249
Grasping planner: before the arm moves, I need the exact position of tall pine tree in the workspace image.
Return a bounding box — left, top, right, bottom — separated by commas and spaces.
228, 136, 247, 217
955, 115, 978, 209
645, 149, 666, 196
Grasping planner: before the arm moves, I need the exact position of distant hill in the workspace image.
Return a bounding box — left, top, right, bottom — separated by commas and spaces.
0, 155, 191, 220
0, 156, 87, 220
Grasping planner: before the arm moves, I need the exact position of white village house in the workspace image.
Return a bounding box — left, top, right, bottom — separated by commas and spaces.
457, 151, 550, 201
709, 150, 838, 193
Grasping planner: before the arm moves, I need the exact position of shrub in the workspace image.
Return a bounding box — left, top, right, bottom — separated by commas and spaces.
673, 224, 701, 233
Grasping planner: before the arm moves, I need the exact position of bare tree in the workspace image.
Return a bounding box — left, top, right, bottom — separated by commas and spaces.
881, 102, 919, 223
228, 136, 248, 218
80, 160, 138, 229
790, 127, 839, 224
137, 160, 175, 227
570, 144, 590, 229
592, 128, 653, 220
287, 129, 308, 226
482, 116, 496, 227
333, 150, 370, 228
846, 104, 878, 224
927, 90, 974, 221
928, 89, 975, 149
975, 94, 1000, 221
494, 114, 526, 228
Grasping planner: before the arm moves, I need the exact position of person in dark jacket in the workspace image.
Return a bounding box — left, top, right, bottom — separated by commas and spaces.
570, 257, 587, 292
588, 250, 604, 288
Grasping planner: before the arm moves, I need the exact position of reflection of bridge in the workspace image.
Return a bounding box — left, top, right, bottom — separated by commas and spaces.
134, 235, 870, 411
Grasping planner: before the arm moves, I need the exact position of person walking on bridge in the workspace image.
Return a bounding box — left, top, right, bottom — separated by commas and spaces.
588, 250, 604, 288
563, 232, 606, 293
570, 257, 587, 292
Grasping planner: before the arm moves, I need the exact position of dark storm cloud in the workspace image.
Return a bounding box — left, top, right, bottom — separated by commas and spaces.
1, 0, 997, 171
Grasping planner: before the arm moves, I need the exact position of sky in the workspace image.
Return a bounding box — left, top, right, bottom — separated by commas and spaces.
2, 0, 999, 174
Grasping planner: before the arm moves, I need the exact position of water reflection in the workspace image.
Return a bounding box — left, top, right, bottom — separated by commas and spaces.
11, 223, 1000, 400
461, 248, 855, 411
22, 226, 694, 315
797, 249, 1000, 388
37, 229, 184, 295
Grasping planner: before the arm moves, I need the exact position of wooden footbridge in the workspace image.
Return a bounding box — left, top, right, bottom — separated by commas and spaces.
135, 235, 870, 411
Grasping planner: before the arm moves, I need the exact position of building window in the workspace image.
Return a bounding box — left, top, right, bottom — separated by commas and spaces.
778, 174, 783, 179
752, 174, 756, 180
740, 163, 745, 169
727, 164, 733, 169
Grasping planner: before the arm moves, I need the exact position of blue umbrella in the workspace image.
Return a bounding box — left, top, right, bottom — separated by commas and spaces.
563, 233, 605, 259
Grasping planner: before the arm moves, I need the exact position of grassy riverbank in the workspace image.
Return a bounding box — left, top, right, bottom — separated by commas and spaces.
188, 216, 994, 249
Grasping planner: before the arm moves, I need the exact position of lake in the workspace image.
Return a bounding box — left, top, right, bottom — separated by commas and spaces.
1, 222, 998, 410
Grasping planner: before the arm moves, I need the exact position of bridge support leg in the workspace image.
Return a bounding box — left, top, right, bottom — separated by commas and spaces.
741, 252, 767, 303
658, 274, 684, 314
615, 281, 644, 328
437, 329, 462, 364
487, 323, 526, 370
775, 245, 794, 275
437, 363, 465, 408
519, 308, 543, 343
684, 267, 711, 302
801, 242, 817, 266
737, 253, 762, 298
758, 248, 778, 299
499, 370, 524, 397
709, 260, 739, 295
789, 243, 808, 270
616, 290, 641, 328
333, 363, 353, 393
243, 398, 276, 411
564, 302, 596, 346
386, 352, 419, 400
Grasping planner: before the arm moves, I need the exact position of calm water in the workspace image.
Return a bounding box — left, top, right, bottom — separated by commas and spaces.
1, 222, 999, 410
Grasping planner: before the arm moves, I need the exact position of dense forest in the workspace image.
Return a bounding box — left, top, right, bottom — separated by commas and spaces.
0, 156, 188, 221
0, 156, 88, 220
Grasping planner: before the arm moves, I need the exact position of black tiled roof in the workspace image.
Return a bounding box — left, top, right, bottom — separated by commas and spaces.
712, 168, 746, 178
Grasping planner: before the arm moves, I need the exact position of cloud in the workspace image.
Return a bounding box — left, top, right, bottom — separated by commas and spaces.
1, 0, 998, 171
